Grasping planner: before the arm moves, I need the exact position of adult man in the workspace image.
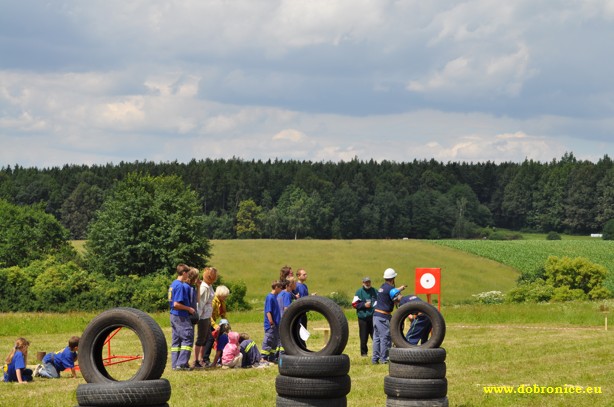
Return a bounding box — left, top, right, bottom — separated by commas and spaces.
295, 268, 310, 298
372, 268, 405, 365
352, 277, 378, 357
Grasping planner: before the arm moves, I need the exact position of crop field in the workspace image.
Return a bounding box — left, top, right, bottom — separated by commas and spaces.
432, 239, 614, 289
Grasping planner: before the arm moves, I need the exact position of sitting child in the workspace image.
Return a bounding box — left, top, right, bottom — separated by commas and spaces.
3, 337, 33, 383
238, 333, 269, 368
221, 332, 243, 369
34, 336, 79, 379
211, 319, 230, 367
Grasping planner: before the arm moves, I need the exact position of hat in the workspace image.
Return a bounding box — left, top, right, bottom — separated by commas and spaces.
383, 268, 397, 279
389, 288, 402, 302
220, 318, 229, 326
362, 277, 371, 283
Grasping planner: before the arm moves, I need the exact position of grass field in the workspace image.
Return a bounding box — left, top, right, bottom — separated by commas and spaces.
14, 238, 607, 406
207, 239, 519, 305
1, 303, 612, 407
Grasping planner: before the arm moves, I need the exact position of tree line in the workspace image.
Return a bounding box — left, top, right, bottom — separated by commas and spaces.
1, 152, 613, 240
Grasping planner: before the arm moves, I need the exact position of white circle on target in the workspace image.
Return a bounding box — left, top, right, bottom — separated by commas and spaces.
420, 273, 436, 289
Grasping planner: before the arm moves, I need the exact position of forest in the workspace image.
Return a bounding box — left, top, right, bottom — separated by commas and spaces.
1, 152, 613, 240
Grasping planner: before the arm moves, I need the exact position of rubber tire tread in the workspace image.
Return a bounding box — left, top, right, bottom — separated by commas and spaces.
79, 307, 167, 383
276, 395, 347, 406
275, 375, 351, 398
278, 354, 350, 377
386, 397, 449, 407
390, 301, 446, 348
388, 361, 446, 379
388, 347, 447, 364
383, 376, 447, 399
76, 379, 171, 406
279, 296, 349, 356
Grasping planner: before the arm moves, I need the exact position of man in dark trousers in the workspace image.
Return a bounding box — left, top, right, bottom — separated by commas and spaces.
352, 277, 378, 357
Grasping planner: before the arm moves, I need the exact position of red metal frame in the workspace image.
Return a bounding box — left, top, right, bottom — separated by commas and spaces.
75, 327, 142, 371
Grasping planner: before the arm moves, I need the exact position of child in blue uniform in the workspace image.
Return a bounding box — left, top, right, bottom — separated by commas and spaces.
34, 336, 79, 379
3, 337, 33, 383
168, 264, 196, 370
261, 281, 283, 363
399, 295, 432, 345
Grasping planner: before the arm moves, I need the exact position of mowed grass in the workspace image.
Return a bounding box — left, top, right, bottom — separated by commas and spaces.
208, 239, 519, 305
1, 303, 612, 407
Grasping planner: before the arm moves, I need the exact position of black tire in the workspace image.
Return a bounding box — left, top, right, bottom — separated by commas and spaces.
275, 375, 351, 398
278, 354, 350, 377
390, 302, 446, 348
276, 395, 347, 407
384, 376, 447, 399
389, 362, 446, 379
279, 296, 349, 356
76, 379, 171, 406
388, 347, 447, 364
386, 397, 449, 407
79, 307, 167, 383
77, 405, 169, 407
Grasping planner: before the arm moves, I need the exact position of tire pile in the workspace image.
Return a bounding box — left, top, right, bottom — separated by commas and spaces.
276, 296, 351, 407
75, 307, 170, 407
385, 301, 449, 407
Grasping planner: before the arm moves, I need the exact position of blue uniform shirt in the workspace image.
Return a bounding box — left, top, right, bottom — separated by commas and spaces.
43, 346, 77, 371
3, 351, 26, 382
374, 282, 395, 319
264, 293, 281, 330
169, 279, 190, 317
296, 282, 309, 298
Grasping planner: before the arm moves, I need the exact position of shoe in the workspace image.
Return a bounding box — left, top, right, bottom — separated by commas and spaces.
371, 360, 378, 365
221, 365, 229, 369
33, 364, 43, 377
380, 360, 389, 365
361, 354, 368, 357
192, 361, 204, 369
173, 365, 193, 371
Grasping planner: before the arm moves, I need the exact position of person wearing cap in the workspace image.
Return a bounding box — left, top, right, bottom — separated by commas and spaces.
352, 277, 378, 357
372, 268, 406, 365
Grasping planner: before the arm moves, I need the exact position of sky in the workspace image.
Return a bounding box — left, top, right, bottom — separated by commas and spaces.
1, 1, 613, 168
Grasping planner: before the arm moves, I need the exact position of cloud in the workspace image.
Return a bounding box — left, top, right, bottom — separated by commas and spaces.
272, 129, 306, 142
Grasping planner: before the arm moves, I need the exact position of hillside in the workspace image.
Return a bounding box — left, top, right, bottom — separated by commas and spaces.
208, 239, 519, 304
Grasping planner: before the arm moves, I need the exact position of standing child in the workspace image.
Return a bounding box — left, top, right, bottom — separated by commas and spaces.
168, 263, 196, 371
3, 338, 32, 383
192, 266, 217, 369
34, 336, 79, 379
221, 331, 243, 369
261, 281, 283, 363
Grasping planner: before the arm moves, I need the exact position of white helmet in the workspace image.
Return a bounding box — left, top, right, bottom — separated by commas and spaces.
383, 268, 397, 279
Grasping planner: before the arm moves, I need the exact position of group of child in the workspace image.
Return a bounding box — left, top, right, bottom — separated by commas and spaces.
168, 264, 271, 371
3, 336, 79, 383
260, 265, 310, 364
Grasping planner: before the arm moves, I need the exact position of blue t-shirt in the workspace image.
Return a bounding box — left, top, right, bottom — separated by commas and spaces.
43, 346, 77, 371
264, 293, 281, 330
168, 279, 190, 317
278, 291, 293, 315
399, 295, 423, 306
240, 339, 261, 367
375, 282, 395, 319
3, 350, 26, 382
216, 333, 229, 352
296, 282, 309, 298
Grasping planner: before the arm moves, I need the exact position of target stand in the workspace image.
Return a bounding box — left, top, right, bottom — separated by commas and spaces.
414, 268, 442, 310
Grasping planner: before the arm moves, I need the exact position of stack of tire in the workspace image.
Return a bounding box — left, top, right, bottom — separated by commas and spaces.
75, 307, 171, 407
385, 301, 448, 407
276, 296, 351, 407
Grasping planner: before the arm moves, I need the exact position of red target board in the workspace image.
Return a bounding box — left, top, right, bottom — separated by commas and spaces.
415, 268, 441, 310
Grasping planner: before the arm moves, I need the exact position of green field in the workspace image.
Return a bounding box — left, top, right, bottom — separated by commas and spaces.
1, 303, 612, 407
208, 239, 519, 305
5, 239, 607, 406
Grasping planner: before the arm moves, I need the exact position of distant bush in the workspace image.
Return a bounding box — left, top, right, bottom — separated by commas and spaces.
544, 256, 611, 299
603, 219, 614, 240
473, 291, 505, 304
546, 231, 562, 240
326, 291, 352, 308
506, 280, 554, 303
489, 231, 523, 240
